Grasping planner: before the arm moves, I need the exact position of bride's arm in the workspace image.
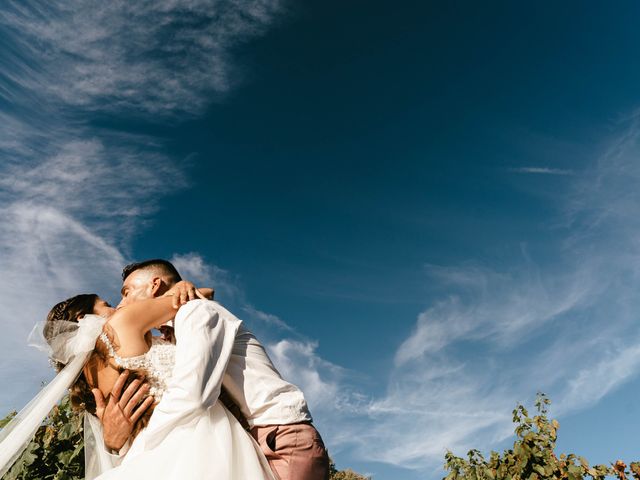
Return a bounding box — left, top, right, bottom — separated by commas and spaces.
109, 296, 177, 335
109, 287, 214, 338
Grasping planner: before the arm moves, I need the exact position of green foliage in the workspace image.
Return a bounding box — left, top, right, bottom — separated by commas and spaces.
444, 393, 640, 480
0, 412, 17, 429
1, 396, 84, 480
329, 458, 371, 479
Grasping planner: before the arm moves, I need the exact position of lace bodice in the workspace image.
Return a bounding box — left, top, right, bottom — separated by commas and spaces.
99, 332, 175, 401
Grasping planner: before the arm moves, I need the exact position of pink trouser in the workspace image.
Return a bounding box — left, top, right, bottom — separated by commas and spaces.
251, 423, 330, 480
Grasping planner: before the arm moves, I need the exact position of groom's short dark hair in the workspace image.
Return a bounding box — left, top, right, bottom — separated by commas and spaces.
122, 259, 182, 283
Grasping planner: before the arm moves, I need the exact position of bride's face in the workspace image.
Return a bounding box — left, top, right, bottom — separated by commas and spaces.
93, 297, 116, 318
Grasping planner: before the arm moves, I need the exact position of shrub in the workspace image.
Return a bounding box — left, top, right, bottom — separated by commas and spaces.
444, 393, 639, 480
1, 395, 84, 480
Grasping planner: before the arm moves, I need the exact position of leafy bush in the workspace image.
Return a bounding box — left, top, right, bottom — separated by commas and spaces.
329, 460, 371, 479
1, 396, 84, 480
444, 393, 639, 480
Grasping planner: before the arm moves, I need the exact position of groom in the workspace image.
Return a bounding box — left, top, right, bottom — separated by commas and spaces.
93, 259, 330, 480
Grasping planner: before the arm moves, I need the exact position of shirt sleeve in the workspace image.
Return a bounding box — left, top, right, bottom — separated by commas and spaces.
138, 300, 241, 451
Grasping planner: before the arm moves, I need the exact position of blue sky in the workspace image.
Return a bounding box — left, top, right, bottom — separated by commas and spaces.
2, 1, 640, 479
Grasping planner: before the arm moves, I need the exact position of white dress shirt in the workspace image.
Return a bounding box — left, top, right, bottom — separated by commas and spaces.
158, 299, 312, 429
224, 322, 312, 428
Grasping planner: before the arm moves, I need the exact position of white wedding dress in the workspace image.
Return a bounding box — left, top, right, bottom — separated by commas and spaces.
93, 300, 275, 480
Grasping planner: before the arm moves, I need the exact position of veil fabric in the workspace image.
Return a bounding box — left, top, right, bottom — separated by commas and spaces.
0, 314, 106, 478
84, 410, 119, 479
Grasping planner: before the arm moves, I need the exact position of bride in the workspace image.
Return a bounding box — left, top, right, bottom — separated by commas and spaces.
0, 288, 275, 479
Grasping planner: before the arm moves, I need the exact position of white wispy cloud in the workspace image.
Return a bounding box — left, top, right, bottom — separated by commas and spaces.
170, 252, 244, 302
510, 166, 574, 175
394, 261, 596, 365
268, 339, 346, 413
557, 342, 640, 415
243, 304, 295, 332
170, 252, 297, 332
1, 0, 283, 117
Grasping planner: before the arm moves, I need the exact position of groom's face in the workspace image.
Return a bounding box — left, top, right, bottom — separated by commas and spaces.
118, 269, 158, 308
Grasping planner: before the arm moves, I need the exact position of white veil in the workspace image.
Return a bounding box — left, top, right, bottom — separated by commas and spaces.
0, 314, 106, 478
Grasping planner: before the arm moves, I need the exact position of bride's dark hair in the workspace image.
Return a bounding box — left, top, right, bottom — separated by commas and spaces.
45, 294, 154, 439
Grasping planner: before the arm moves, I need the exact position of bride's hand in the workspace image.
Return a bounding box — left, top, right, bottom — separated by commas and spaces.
163, 281, 214, 308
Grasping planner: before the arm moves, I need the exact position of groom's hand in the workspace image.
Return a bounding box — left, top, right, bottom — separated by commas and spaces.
92, 370, 154, 451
